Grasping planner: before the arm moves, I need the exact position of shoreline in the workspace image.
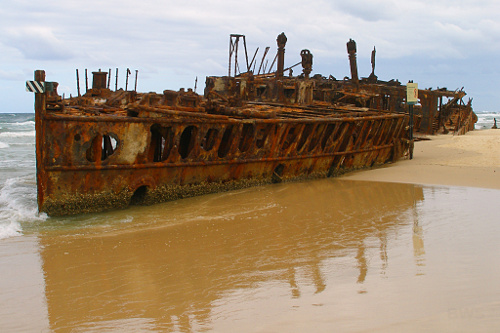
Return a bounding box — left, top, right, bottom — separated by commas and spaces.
341, 129, 500, 190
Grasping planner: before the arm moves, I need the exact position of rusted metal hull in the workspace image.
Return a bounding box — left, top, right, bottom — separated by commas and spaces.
36, 96, 408, 215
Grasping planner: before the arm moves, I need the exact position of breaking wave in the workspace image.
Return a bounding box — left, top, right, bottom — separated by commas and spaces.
0, 176, 47, 240
475, 111, 499, 130
11, 121, 35, 127
0, 131, 36, 138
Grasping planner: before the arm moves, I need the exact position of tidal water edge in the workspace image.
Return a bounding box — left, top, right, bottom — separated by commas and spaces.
1, 180, 500, 332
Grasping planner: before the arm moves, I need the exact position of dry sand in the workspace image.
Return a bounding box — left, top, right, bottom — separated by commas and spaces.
342, 129, 500, 190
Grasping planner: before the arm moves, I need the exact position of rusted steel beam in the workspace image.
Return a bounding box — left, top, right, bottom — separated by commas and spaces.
257, 47, 270, 75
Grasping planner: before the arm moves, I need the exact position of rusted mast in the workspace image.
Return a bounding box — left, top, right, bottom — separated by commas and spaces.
346, 39, 359, 85
34, 70, 46, 211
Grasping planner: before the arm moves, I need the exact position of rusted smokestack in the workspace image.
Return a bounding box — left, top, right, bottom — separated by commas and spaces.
92, 71, 108, 90
346, 39, 359, 84
276, 32, 287, 78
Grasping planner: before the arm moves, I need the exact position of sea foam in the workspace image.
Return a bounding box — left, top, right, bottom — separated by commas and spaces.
0, 131, 36, 138
475, 111, 499, 130
11, 121, 35, 127
0, 177, 47, 240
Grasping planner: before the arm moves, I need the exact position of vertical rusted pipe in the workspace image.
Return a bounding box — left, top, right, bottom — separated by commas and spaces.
115, 68, 118, 91
107, 69, 111, 89
135, 70, 138, 92
85, 69, 88, 92
34, 70, 46, 211
276, 32, 287, 78
76, 69, 81, 97
125, 68, 131, 91
346, 39, 359, 84
234, 37, 239, 76
228, 36, 232, 77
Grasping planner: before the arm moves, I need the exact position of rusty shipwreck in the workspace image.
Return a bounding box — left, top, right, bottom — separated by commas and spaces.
30, 33, 476, 216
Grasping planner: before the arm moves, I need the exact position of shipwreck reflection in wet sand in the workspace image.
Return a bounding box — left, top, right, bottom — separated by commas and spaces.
38, 179, 426, 332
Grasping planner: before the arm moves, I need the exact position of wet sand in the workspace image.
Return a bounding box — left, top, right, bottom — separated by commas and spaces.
1, 130, 500, 332
342, 129, 500, 190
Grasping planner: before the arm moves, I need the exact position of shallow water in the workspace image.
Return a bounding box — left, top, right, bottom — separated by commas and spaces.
1, 113, 500, 331
1, 178, 500, 332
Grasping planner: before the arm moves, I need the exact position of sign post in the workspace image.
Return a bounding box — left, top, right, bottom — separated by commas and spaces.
406, 81, 418, 159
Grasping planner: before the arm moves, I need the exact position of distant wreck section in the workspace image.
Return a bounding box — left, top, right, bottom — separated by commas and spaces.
30, 33, 476, 216
208, 34, 476, 136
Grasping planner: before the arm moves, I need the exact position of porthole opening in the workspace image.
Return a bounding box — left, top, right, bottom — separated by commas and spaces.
307, 124, 324, 152
218, 125, 234, 158
281, 126, 297, 150
202, 128, 218, 151
86, 134, 118, 162
297, 124, 314, 151
150, 124, 174, 162
179, 126, 197, 159
239, 123, 254, 152
321, 124, 336, 150
255, 124, 272, 149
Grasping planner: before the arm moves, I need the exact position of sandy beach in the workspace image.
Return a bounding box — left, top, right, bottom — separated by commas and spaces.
2, 114, 500, 332
342, 129, 500, 190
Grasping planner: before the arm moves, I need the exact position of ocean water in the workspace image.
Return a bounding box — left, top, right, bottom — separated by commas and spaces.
475, 111, 499, 130
1, 113, 500, 331
0, 111, 497, 239
0, 113, 46, 240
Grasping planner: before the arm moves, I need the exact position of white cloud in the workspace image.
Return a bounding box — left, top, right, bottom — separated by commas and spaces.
0, 69, 24, 81
3, 26, 74, 61
334, 0, 397, 22
0, 0, 499, 112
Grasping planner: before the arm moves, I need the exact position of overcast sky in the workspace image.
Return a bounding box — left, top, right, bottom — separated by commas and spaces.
1, 0, 499, 113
